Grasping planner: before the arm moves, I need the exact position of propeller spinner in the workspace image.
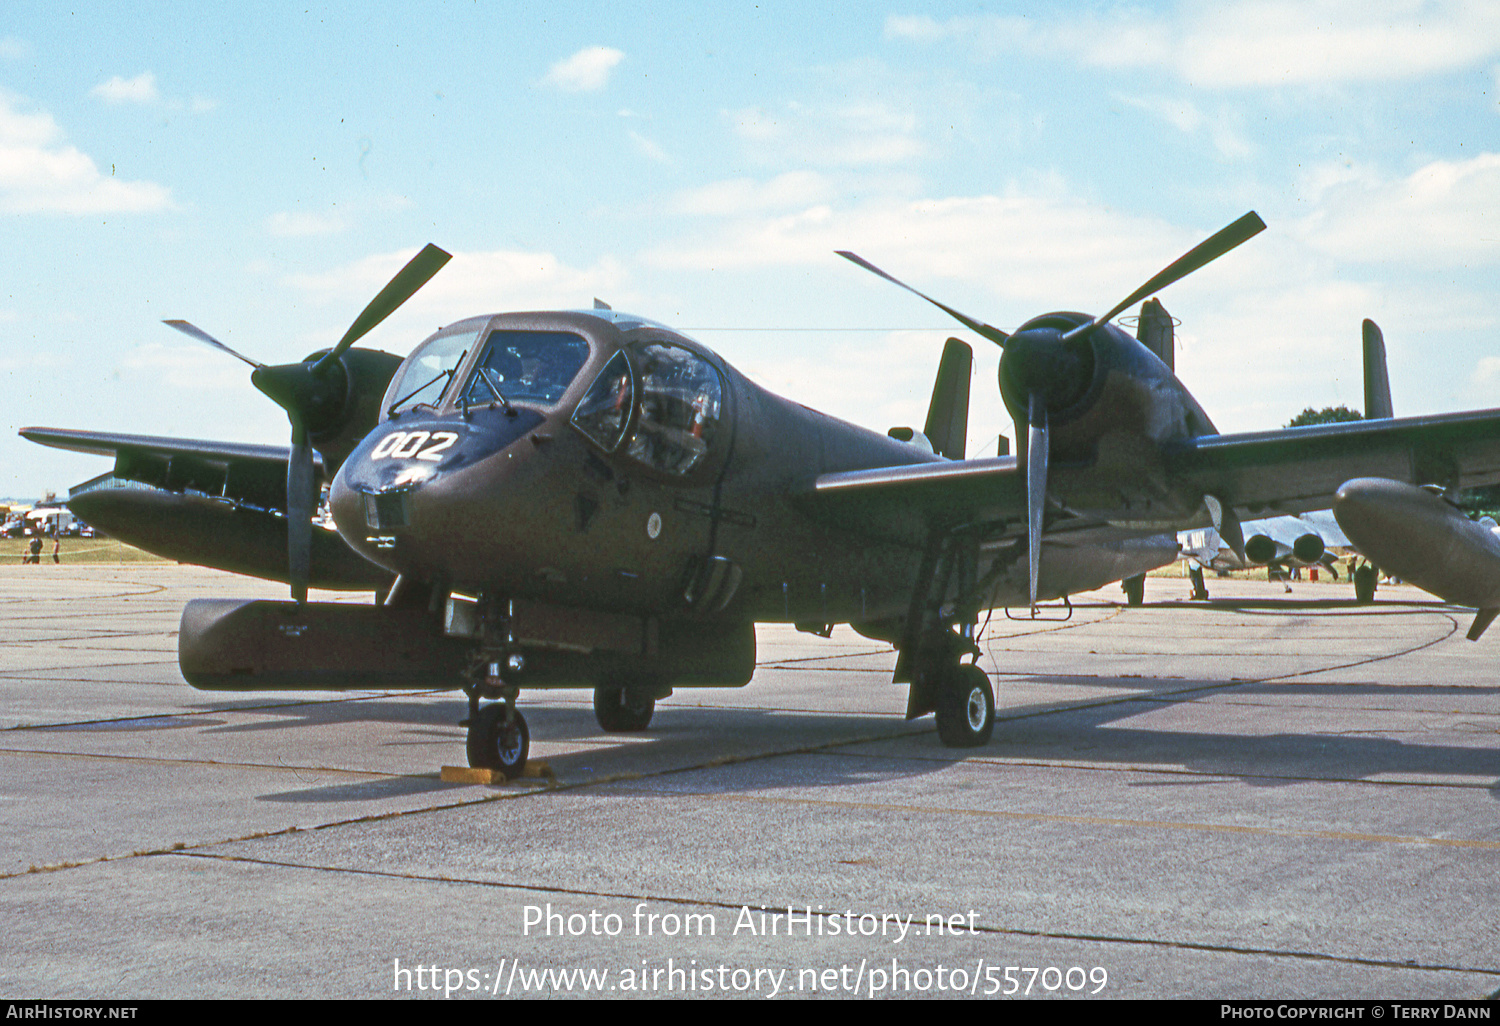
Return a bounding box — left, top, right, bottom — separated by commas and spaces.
840, 212, 1266, 612
164, 243, 452, 602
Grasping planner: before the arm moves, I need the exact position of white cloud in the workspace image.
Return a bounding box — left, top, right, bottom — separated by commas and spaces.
0, 38, 28, 60
90, 71, 160, 105
284, 246, 630, 347
643, 190, 1194, 308
1116, 94, 1255, 159
889, 2, 1500, 88
89, 71, 216, 113
628, 130, 672, 165
1473, 355, 1500, 386
0, 91, 172, 214
671, 172, 835, 217
119, 343, 247, 392
1180, 0, 1500, 87
541, 46, 625, 93
1296, 153, 1500, 265
727, 101, 926, 167
735, 328, 967, 441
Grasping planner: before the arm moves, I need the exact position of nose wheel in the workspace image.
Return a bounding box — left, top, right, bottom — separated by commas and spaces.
467, 702, 530, 778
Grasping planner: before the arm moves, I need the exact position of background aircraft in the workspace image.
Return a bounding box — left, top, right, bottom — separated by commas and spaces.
1180, 510, 1348, 578
1176, 318, 1392, 598
23, 213, 1500, 776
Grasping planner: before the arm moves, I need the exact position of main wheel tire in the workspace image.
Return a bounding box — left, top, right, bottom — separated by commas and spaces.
1123, 574, 1145, 606
594, 687, 655, 732
1354, 564, 1378, 605
935, 664, 995, 748
466, 704, 529, 778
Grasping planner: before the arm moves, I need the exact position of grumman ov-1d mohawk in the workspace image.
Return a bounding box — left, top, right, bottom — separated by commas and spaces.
25, 215, 1500, 777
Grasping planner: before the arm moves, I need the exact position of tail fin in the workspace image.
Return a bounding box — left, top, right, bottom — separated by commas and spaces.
1363, 319, 1393, 419
1136, 298, 1174, 373
923, 337, 972, 460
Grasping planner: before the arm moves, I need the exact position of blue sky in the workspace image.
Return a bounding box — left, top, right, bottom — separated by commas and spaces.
3, 1, 1498, 497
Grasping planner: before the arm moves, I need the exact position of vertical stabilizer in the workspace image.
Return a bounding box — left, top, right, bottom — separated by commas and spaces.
923, 338, 972, 460
1363, 319, 1393, 419
1136, 298, 1174, 373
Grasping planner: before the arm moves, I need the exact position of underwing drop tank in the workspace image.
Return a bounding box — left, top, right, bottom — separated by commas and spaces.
1333, 477, 1500, 640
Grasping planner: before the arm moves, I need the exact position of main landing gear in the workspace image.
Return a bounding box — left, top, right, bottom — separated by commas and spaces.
593, 685, 655, 732
934, 662, 995, 748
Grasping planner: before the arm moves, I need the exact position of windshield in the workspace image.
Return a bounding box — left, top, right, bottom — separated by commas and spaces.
460, 330, 591, 410
386, 326, 481, 415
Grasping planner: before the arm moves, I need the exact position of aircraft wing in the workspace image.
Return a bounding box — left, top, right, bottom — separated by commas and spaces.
21, 426, 324, 512
20, 426, 387, 590
798, 456, 1024, 547
796, 408, 1500, 545
1162, 409, 1500, 516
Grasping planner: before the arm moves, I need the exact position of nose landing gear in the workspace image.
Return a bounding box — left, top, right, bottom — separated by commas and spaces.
467, 701, 530, 777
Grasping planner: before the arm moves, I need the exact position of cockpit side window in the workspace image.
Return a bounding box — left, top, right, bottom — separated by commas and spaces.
624, 342, 724, 477
571, 350, 634, 452
385, 327, 482, 416
461, 330, 591, 410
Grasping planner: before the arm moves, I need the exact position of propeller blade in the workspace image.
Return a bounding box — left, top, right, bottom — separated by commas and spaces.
1064, 211, 1266, 341
1025, 391, 1049, 613
835, 251, 1010, 348
286, 421, 315, 604
162, 320, 264, 369
313, 244, 451, 374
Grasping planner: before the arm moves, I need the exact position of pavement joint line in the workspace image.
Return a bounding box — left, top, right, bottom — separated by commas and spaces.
0, 658, 184, 678
0, 725, 937, 881
0, 585, 171, 602
0, 744, 444, 778
1, 689, 453, 732
1144, 695, 1500, 717
974, 614, 1462, 729
804, 749, 1500, 791
142, 850, 1500, 983
613, 787, 1500, 851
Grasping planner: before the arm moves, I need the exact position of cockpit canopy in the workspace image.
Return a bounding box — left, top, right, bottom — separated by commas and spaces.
381, 314, 727, 480
571, 340, 725, 478
461, 330, 591, 409
382, 322, 592, 418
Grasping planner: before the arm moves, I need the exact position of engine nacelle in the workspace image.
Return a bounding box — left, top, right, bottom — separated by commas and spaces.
1292, 533, 1325, 565
303, 347, 405, 473
998, 315, 1217, 466
1244, 534, 1281, 565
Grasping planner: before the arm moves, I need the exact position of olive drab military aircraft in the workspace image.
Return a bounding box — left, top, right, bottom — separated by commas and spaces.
24, 213, 1500, 777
